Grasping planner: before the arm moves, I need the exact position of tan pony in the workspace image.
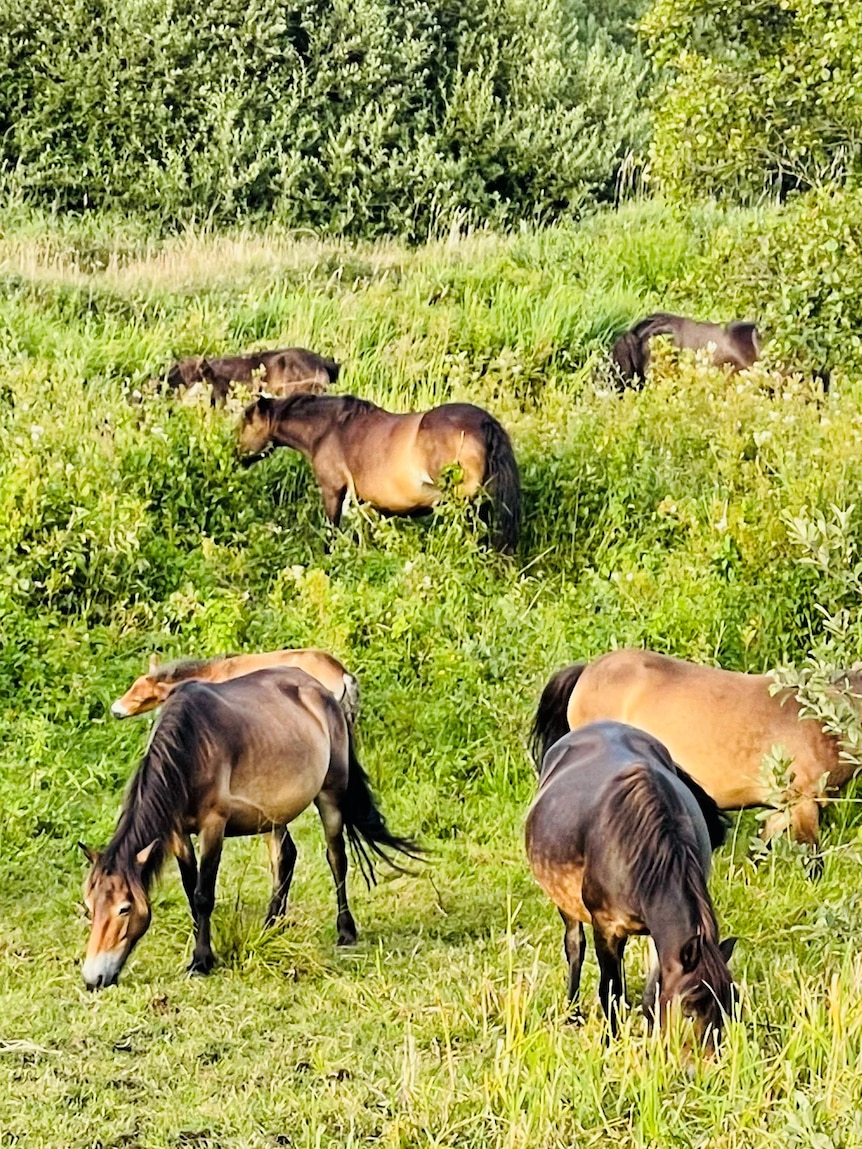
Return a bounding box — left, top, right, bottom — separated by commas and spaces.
237, 393, 521, 553
112, 649, 359, 726
531, 648, 861, 847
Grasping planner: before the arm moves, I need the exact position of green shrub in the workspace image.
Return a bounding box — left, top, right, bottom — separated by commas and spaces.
0, 0, 647, 237
642, 0, 862, 200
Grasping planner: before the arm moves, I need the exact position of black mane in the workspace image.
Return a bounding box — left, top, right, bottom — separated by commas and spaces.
100, 691, 213, 890
597, 765, 718, 937
269, 392, 378, 425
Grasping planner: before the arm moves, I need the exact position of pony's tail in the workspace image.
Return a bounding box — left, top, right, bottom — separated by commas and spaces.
673, 764, 729, 851
530, 663, 587, 769
341, 727, 422, 888
323, 358, 341, 383
340, 673, 360, 727
481, 415, 521, 553
610, 331, 645, 387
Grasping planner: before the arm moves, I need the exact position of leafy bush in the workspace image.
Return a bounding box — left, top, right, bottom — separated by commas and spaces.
0, 0, 647, 237
642, 0, 862, 200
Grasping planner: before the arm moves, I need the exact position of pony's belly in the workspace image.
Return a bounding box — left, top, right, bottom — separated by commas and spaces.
357, 471, 441, 513
529, 859, 591, 924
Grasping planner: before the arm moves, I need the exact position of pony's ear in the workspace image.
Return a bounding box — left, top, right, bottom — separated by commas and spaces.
135, 841, 158, 868
79, 842, 100, 865
148, 654, 160, 674
719, 937, 737, 963
257, 395, 274, 415
680, 933, 703, 974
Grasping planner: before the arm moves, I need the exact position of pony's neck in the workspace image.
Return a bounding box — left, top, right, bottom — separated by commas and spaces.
270, 403, 334, 456
647, 887, 717, 965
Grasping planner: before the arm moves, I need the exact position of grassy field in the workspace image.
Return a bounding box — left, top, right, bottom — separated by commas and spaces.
2, 201, 862, 1148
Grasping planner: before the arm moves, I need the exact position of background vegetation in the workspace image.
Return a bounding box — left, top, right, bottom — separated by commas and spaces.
1, 201, 862, 1146
3, 0, 862, 1142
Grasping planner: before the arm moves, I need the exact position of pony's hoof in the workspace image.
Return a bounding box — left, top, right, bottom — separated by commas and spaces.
336, 931, 357, 947
187, 955, 215, 975
564, 1009, 585, 1028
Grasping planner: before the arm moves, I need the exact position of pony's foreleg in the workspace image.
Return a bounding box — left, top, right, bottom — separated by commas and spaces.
265, 826, 298, 927
188, 819, 225, 975
593, 930, 627, 1036
319, 481, 348, 528
560, 911, 586, 1023
314, 793, 357, 946
175, 833, 199, 923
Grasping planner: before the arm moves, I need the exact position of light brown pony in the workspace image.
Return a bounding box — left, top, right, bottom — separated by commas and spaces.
112, 649, 359, 725
611, 313, 761, 388
531, 649, 861, 846
81, 668, 418, 989
166, 348, 340, 405
237, 393, 521, 552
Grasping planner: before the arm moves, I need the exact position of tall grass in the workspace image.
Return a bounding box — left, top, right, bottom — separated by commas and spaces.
1, 200, 861, 1146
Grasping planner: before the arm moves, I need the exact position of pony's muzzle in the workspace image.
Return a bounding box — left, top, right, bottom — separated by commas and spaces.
82, 952, 123, 991
110, 701, 131, 719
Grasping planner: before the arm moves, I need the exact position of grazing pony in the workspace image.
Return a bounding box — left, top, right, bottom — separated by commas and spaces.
237, 393, 521, 552
112, 649, 360, 726
166, 348, 340, 404
611, 313, 761, 387
525, 721, 736, 1046
531, 648, 861, 846
81, 668, 419, 989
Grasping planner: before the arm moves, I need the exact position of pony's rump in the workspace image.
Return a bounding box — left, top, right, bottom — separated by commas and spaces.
530, 663, 588, 768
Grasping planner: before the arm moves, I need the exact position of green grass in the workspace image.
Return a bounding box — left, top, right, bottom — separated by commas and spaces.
2, 201, 862, 1147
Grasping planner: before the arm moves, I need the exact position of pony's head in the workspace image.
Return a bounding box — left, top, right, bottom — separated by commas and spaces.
79, 841, 156, 989
649, 932, 738, 1050
236, 395, 276, 459
111, 656, 168, 718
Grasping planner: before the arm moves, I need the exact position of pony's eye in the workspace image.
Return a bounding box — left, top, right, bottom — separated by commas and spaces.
118, 904, 132, 917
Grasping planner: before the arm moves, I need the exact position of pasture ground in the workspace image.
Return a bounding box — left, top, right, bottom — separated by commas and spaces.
1, 203, 861, 1147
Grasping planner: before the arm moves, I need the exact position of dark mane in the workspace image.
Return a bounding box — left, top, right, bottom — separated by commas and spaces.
597, 765, 719, 940
100, 691, 214, 890
269, 393, 378, 425
151, 656, 226, 685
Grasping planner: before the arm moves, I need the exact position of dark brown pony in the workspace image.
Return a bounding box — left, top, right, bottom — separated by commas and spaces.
80, 668, 418, 989
525, 722, 736, 1047
611, 313, 761, 387
237, 393, 521, 552
531, 649, 860, 846
166, 348, 340, 404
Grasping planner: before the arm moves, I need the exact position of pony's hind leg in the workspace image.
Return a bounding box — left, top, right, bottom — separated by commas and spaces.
315, 793, 357, 945
265, 826, 298, 927
189, 817, 226, 975
560, 911, 586, 1023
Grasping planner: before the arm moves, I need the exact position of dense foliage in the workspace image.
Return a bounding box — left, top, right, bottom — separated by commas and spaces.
0, 0, 646, 237
643, 0, 862, 199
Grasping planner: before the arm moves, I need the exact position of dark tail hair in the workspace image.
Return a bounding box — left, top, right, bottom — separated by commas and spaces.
341, 727, 422, 887
530, 663, 588, 769
611, 314, 679, 387
323, 357, 341, 383
481, 414, 521, 553
610, 330, 646, 386
673, 764, 729, 851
